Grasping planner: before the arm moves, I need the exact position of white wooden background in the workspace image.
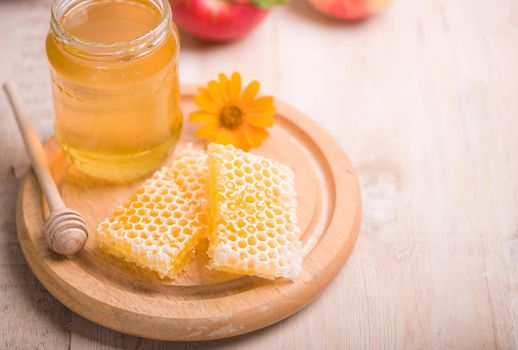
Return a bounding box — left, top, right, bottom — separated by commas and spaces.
1, 0, 517, 348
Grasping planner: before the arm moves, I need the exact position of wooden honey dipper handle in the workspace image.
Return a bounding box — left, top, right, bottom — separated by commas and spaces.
3, 81, 88, 256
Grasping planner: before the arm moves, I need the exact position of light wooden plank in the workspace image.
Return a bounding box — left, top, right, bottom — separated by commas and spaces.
0, 1, 71, 350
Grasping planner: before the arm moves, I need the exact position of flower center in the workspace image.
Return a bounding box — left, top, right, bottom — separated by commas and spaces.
220, 105, 243, 129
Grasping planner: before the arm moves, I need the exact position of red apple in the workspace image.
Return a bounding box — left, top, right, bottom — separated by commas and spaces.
307, 0, 389, 20
170, 0, 269, 42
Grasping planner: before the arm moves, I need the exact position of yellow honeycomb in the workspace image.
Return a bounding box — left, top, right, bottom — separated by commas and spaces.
206, 143, 302, 279
96, 147, 209, 279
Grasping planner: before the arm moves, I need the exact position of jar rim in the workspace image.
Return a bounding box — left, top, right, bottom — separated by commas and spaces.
50, 0, 172, 59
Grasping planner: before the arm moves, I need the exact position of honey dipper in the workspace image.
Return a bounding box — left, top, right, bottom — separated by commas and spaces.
3, 81, 88, 255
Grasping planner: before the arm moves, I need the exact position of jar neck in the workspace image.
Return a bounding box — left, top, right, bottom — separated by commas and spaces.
49, 0, 172, 61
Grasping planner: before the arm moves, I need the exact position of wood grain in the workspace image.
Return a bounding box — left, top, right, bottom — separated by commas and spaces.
1, 0, 518, 348
0, 1, 71, 349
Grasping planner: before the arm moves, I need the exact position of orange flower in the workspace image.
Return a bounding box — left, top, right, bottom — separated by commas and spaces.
189, 72, 275, 151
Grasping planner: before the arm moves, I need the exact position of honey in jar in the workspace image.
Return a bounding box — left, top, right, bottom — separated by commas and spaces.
46, 0, 181, 181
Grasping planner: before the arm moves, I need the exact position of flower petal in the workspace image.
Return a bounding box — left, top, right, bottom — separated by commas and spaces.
245, 96, 275, 114
214, 128, 233, 144
241, 124, 265, 148
189, 111, 217, 123
208, 80, 226, 105
251, 125, 269, 141
195, 122, 219, 139
193, 92, 221, 113
218, 73, 230, 99
229, 72, 242, 103
234, 131, 251, 151
193, 95, 220, 113
241, 80, 260, 104
214, 128, 250, 151
246, 114, 275, 127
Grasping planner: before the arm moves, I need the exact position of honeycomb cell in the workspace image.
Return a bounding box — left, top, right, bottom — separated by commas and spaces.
206, 143, 302, 280
96, 147, 209, 279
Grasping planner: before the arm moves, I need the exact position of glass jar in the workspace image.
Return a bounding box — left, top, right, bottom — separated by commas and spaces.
46, 0, 182, 181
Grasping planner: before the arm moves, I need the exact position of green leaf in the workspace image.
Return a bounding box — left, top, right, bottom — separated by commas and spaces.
250, 0, 288, 9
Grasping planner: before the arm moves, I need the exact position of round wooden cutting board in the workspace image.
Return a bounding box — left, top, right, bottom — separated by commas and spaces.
16, 86, 361, 341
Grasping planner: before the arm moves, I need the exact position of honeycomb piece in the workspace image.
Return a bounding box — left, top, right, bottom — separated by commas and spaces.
206, 143, 302, 279
96, 147, 209, 279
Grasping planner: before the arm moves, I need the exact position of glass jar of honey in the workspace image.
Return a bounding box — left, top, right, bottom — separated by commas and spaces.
46, 0, 182, 181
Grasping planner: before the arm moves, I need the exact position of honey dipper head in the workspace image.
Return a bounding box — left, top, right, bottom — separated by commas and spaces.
44, 208, 88, 256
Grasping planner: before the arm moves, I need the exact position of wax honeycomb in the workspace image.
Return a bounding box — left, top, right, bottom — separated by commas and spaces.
206, 143, 302, 279
96, 147, 209, 279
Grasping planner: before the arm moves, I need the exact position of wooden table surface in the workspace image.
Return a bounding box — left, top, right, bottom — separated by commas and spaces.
1, 0, 517, 348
